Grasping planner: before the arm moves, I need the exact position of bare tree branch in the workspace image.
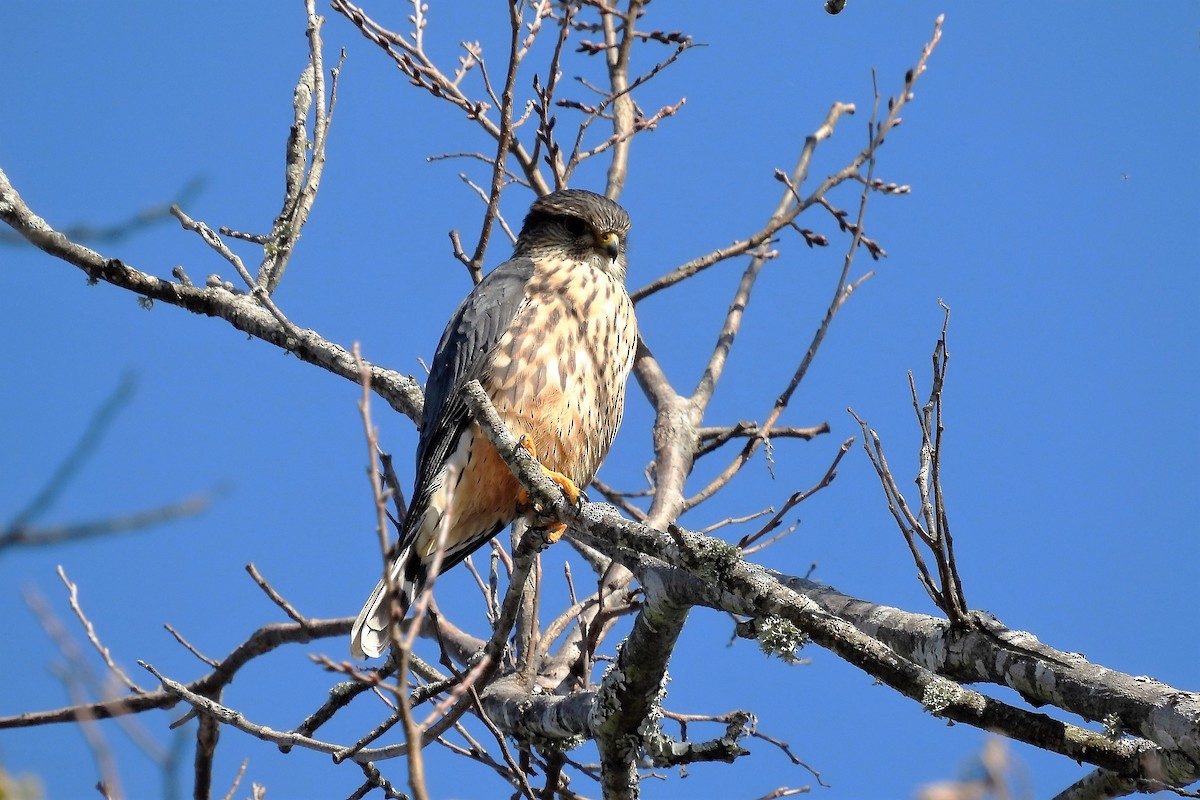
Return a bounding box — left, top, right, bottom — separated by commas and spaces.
0, 177, 203, 247
5, 7, 1195, 799
330, 0, 552, 195
1, 493, 213, 553
0, 167, 425, 422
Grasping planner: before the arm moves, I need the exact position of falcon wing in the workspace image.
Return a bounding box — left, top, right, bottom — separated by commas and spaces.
404, 256, 536, 537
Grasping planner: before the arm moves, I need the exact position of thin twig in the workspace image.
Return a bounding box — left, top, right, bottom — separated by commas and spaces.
469, 686, 538, 799
698, 508, 774, 535
735, 437, 853, 550
588, 477, 648, 521
57, 566, 142, 693
331, 0, 551, 194
694, 422, 829, 459
465, 0, 525, 282
170, 204, 305, 344
220, 759, 249, 800
163, 625, 219, 668
246, 563, 314, 630
258, 0, 341, 293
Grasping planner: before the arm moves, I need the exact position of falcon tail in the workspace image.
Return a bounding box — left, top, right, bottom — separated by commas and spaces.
349, 548, 423, 660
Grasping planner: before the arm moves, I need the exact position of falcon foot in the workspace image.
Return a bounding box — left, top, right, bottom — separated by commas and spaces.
515, 436, 583, 545
532, 519, 569, 546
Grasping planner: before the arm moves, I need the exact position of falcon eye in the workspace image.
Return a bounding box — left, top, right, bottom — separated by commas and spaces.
561, 217, 590, 238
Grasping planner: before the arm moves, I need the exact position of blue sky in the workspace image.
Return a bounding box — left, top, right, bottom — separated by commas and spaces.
2, 3, 1197, 799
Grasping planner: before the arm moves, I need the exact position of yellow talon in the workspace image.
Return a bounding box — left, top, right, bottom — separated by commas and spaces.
539, 520, 568, 545
545, 469, 580, 506
515, 435, 581, 525
517, 435, 537, 458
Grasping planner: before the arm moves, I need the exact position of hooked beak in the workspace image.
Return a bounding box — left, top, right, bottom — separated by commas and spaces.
596, 230, 620, 260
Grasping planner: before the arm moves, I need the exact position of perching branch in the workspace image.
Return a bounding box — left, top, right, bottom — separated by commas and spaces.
456, 378, 1200, 796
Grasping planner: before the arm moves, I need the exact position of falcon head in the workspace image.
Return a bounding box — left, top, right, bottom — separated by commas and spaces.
515, 189, 632, 280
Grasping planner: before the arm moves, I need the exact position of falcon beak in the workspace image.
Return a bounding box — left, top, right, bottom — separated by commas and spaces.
596, 230, 620, 260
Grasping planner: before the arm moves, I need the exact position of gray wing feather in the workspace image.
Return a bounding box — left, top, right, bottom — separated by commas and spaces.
405, 257, 536, 539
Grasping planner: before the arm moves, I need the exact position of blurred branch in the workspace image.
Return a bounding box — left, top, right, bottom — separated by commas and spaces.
22, 583, 179, 795
915, 737, 1020, 800
2, 372, 217, 556
59, 665, 124, 800
0, 177, 203, 247
7, 373, 136, 531
0, 494, 214, 554
0, 166, 425, 422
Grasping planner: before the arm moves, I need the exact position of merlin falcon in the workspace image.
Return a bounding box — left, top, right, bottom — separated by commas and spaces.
351, 189, 638, 659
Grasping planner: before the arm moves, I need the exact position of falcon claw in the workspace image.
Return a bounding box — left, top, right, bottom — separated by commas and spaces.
546, 471, 580, 507
530, 519, 568, 547
514, 435, 582, 509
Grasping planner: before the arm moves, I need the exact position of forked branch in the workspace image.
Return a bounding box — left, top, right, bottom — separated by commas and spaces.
849, 303, 968, 624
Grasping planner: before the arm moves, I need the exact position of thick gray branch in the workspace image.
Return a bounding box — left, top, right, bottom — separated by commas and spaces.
480, 676, 594, 742
566, 506, 1200, 790
776, 572, 1200, 776
592, 571, 691, 798
459, 377, 1200, 792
